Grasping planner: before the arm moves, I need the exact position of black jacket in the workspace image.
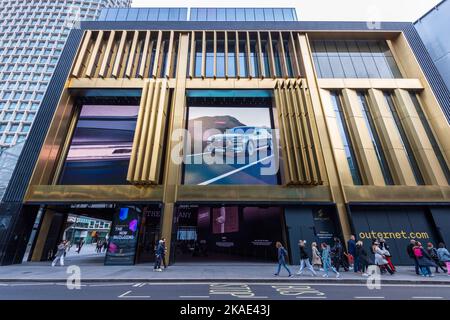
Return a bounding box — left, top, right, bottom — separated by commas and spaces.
356, 245, 373, 264
407, 244, 415, 259
299, 246, 309, 260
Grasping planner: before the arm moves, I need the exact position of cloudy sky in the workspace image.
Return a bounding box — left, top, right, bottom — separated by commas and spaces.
131, 0, 441, 22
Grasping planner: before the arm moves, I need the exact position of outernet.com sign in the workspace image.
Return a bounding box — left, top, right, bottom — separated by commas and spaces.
359, 231, 430, 240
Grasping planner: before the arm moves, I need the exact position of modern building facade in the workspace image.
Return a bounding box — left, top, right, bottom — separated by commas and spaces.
415, 0, 450, 97
0, 0, 132, 199
1, 7, 449, 266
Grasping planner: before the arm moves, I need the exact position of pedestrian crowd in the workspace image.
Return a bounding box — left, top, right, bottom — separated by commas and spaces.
274, 236, 450, 278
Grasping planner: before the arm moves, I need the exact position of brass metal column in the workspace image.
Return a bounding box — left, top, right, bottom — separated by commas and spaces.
298, 33, 352, 242
160, 33, 190, 264
342, 89, 386, 186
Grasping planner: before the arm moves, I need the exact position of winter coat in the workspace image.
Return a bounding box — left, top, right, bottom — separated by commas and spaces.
311, 247, 322, 265
347, 239, 356, 256
356, 245, 372, 264
299, 246, 309, 260
155, 243, 165, 256
417, 247, 437, 267
331, 242, 343, 261
373, 246, 388, 265
407, 243, 416, 259
437, 248, 450, 262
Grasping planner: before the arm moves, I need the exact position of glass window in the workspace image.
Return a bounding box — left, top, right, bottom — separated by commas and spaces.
357, 92, 394, 185
409, 93, 450, 184
206, 8, 216, 21
384, 92, 424, 185
330, 92, 363, 185
226, 8, 236, 21
169, 8, 180, 21
264, 8, 275, 21
245, 8, 255, 21
197, 8, 207, 21
205, 40, 214, 78
312, 40, 402, 79
194, 38, 202, 78
236, 8, 245, 21
216, 8, 226, 21
158, 8, 169, 21
216, 39, 225, 78
228, 39, 236, 78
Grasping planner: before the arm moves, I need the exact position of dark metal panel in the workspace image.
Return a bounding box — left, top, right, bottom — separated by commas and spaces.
2, 29, 83, 203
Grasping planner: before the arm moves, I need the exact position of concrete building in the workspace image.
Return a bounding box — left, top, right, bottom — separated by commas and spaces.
0, 7, 449, 266
0, 0, 132, 200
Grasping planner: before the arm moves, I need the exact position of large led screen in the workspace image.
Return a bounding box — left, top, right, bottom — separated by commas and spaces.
183, 106, 279, 185
59, 105, 138, 185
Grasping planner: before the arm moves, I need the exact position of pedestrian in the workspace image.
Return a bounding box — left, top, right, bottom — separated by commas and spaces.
347, 235, 356, 271
274, 242, 292, 277
154, 240, 164, 272
407, 239, 420, 275
413, 241, 435, 277
76, 239, 84, 254
296, 240, 317, 276
355, 240, 371, 276
161, 238, 168, 269
379, 238, 396, 273
331, 237, 347, 272
311, 242, 322, 271
96, 240, 102, 253
102, 239, 108, 252
372, 240, 394, 275
436, 243, 450, 276
321, 242, 340, 278
52, 240, 68, 267
427, 242, 446, 273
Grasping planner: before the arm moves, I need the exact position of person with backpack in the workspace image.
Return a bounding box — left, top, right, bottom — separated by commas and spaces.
413, 241, 436, 277
51, 240, 68, 267
436, 243, 450, 276
427, 242, 447, 273
321, 242, 340, 278
296, 240, 317, 276
407, 239, 420, 275
274, 242, 292, 277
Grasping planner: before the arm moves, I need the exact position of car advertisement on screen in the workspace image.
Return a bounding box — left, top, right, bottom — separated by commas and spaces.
183, 106, 279, 185
59, 104, 139, 185
105, 207, 140, 265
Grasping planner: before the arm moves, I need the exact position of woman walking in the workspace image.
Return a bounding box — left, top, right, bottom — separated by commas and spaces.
321, 243, 340, 278
51, 240, 68, 267
427, 242, 446, 273
413, 241, 435, 277
437, 243, 450, 276
311, 242, 322, 271
379, 238, 396, 273
297, 240, 317, 276
274, 242, 292, 277
372, 241, 394, 275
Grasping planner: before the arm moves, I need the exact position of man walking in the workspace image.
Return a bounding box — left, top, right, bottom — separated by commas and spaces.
154, 240, 165, 272
407, 239, 420, 275
347, 235, 357, 272
161, 238, 168, 269
297, 240, 317, 276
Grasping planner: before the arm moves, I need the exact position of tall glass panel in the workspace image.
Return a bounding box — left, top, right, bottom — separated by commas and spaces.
357, 92, 394, 185
228, 38, 236, 77
384, 92, 425, 185
205, 39, 214, 78
216, 39, 225, 78
330, 92, 363, 185
238, 39, 247, 78
194, 39, 202, 78
409, 92, 450, 184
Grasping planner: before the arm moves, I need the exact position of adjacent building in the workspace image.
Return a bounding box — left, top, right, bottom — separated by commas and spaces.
0, 7, 449, 266
0, 0, 132, 199
415, 0, 450, 101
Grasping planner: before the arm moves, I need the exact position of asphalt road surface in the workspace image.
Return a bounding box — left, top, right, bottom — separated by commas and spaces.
0, 282, 449, 300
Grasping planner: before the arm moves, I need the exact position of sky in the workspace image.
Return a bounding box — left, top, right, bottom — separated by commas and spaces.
131, 0, 442, 22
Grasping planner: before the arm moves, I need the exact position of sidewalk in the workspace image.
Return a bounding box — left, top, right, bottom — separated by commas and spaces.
1, 255, 449, 284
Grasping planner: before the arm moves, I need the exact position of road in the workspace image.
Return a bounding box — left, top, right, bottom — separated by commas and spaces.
0, 282, 449, 300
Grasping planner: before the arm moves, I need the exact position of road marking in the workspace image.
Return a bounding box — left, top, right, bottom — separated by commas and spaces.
118, 291, 151, 299
179, 296, 211, 298
133, 283, 146, 288
411, 296, 443, 299
89, 283, 135, 287
198, 155, 274, 185
296, 296, 327, 299
354, 296, 385, 299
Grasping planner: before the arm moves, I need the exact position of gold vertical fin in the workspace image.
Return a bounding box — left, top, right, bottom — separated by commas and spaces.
111, 31, 127, 78
125, 31, 139, 78
72, 30, 92, 78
